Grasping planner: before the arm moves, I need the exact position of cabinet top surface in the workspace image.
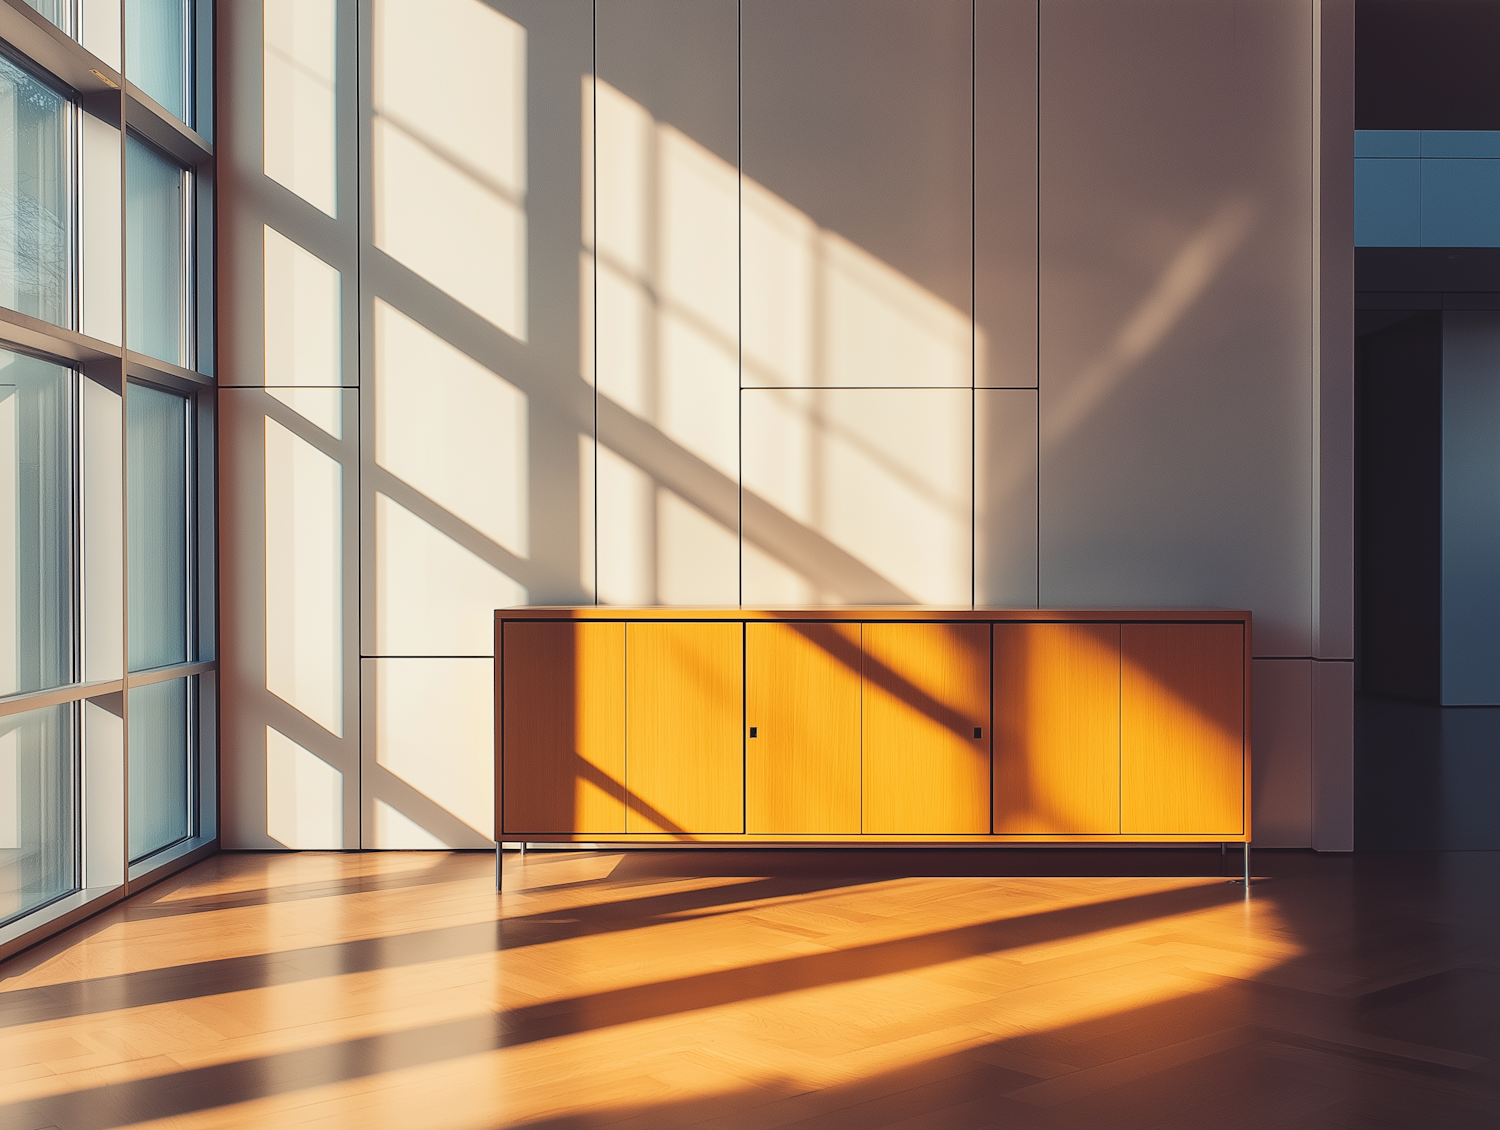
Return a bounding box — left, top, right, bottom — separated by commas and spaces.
496, 607, 1252, 622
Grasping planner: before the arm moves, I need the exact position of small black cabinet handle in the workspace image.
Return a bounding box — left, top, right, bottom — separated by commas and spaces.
973, 727, 983, 739
749, 726, 758, 738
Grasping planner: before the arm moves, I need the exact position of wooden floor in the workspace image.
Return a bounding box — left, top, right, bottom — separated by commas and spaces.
2, 849, 1499, 1130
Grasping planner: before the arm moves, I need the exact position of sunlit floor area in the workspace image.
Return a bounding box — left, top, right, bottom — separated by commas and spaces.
2, 849, 1499, 1130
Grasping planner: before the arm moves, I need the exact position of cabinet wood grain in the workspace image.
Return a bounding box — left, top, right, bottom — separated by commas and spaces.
501, 621, 626, 834
625, 621, 744, 834
994, 621, 1120, 834
862, 622, 990, 834
746, 622, 862, 834
1121, 622, 1244, 835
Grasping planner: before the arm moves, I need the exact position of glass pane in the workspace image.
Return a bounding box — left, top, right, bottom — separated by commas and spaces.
23, 1, 75, 36
127, 384, 188, 670
0, 350, 73, 696
126, 137, 188, 367
0, 702, 78, 926
0, 54, 70, 327
125, 0, 190, 124
127, 676, 189, 861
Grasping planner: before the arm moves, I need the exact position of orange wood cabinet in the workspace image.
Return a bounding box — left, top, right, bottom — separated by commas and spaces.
861, 622, 990, 834
496, 609, 1251, 844
745, 622, 861, 835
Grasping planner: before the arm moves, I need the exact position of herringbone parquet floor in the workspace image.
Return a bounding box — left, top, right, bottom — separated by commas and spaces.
2, 848, 1498, 1129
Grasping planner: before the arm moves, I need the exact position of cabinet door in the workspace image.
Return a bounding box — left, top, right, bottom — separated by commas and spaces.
862, 622, 990, 834
625, 621, 744, 833
501, 621, 626, 834
746, 622, 861, 834
1120, 623, 1244, 835
994, 622, 1120, 834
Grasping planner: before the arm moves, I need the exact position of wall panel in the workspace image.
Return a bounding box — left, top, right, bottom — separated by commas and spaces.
1037, 0, 1315, 657
1251, 657, 1313, 848
594, 1, 740, 605
975, 0, 1038, 388
976, 388, 1038, 607
363, 657, 494, 847
741, 0, 972, 389
742, 388, 973, 605
219, 388, 360, 849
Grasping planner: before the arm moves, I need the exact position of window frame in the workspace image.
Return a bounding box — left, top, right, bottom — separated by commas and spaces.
0, 0, 218, 963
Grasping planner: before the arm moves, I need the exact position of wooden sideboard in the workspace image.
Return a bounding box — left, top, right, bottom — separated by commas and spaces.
494, 608, 1251, 860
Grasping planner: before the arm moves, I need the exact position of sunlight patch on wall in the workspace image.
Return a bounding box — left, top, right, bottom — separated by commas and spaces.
263, 226, 341, 387
369, 657, 494, 846
742, 539, 817, 605
264, 416, 343, 737
742, 388, 972, 605
588, 78, 740, 606
741, 179, 970, 389
372, 0, 526, 338
373, 494, 525, 656
594, 442, 653, 606
265, 726, 342, 848
263, 0, 336, 216
657, 490, 739, 606
593, 80, 739, 478
374, 300, 528, 557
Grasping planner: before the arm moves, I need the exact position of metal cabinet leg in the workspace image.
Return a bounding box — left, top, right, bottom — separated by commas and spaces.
495, 841, 503, 891
1227, 841, 1251, 894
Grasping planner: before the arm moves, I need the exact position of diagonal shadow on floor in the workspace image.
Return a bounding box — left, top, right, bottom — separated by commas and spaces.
0, 881, 1247, 1130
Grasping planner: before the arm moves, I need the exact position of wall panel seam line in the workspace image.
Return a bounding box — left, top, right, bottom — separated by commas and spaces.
737, 0, 743, 608
591, 5, 599, 607
355, 0, 365, 850
1034, 0, 1041, 610
1311, 0, 1320, 656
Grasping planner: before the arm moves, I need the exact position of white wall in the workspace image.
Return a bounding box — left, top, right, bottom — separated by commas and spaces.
218, 0, 1354, 851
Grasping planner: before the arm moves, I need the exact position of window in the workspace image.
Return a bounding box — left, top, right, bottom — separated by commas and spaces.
0, 701, 77, 926
126, 382, 190, 671
126, 0, 192, 126
127, 676, 190, 862
126, 136, 190, 367
0, 0, 213, 956
0, 52, 71, 328
0, 349, 75, 697
22, 1, 74, 39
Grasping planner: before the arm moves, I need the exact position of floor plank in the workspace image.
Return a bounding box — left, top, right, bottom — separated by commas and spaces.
0, 849, 1498, 1129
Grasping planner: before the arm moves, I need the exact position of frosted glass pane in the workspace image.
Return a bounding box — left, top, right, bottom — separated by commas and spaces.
0, 351, 74, 696
125, 0, 190, 124
24, 1, 74, 36
126, 136, 188, 367
127, 677, 189, 860
0, 55, 70, 327
0, 702, 77, 925
127, 384, 188, 670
